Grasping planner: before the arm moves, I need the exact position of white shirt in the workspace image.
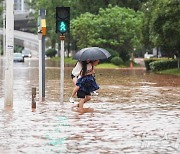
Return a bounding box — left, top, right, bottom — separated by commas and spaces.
72, 62, 93, 77
72, 62, 82, 77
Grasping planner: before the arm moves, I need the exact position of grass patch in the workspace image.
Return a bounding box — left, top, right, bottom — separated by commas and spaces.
64, 57, 77, 65
96, 63, 119, 68
158, 68, 180, 76
51, 57, 77, 65
50, 57, 60, 61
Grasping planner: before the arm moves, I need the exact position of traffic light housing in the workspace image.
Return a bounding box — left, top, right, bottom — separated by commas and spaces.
56, 7, 70, 34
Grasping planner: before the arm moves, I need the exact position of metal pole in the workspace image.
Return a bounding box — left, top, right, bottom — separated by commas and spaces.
38, 32, 42, 99
4, 0, 14, 106
3, 0, 6, 56
38, 9, 46, 102
42, 34, 45, 100
60, 35, 65, 104
0, 39, 1, 55
32, 87, 36, 108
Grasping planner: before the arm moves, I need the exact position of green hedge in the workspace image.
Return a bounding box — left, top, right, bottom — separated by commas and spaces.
144, 58, 170, 71
149, 59, 178, 71
110, 56, 124, 65
46, 48, 57, 58
144, 58, 160, 70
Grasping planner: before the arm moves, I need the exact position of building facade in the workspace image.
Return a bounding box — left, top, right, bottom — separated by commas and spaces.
14, 0, 32, 13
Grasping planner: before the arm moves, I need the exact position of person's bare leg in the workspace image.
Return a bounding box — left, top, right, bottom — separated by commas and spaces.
70, 85, 80, 103
69, 77, 78, 103
83, 96, 94, 112
78, 98, 85, 108
78, 96, 91, 108
71, 86, 80, 98
76, 95, 92, 113
72, 96, 93, 113
72, 77, 77, 85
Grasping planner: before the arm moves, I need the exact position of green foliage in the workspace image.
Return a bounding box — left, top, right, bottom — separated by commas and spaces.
142, 0, 180, 58
71, 6, 143, 62
28, 0, 149, 59
14, 45, 24, 53
150, 59, 178, 71
144, 58, 170, 70
103, 48, 119, 62
144, 58, 159, 70
64, 57, 77, 65
0, 1, 4, 27
71, 12, 96, 49
110, 56, 124, 66
106, 48, 119, 58
46, 48, 57, 58
28, 0, 147, 58
70, 0, 148, 16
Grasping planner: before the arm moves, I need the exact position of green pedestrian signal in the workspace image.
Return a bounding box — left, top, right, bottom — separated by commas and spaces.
56, 7, 70, 34
58, 21, 67, 33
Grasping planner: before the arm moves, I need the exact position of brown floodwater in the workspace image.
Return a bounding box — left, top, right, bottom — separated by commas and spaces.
0, 58, 180, 154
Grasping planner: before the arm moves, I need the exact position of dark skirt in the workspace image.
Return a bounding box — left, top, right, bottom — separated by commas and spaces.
76, 75, 99, 93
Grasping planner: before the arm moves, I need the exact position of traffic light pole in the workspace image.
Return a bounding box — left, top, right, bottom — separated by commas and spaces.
60, 35, 65, 105
56, 7, 70, 104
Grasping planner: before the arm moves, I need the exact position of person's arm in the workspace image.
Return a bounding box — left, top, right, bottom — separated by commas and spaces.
86, 69, 95, 75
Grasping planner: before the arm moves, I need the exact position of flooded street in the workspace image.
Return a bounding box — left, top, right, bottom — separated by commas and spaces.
0, 58, 180, 154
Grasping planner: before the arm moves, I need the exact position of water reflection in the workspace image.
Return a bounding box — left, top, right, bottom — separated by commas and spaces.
0, 58, 180, 153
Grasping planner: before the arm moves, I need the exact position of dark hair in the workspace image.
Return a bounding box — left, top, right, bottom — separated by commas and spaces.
81, 61, 87, 76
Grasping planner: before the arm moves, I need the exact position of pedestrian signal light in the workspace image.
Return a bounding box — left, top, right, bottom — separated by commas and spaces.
58, 21, 67, 33
56, 7, 70, 34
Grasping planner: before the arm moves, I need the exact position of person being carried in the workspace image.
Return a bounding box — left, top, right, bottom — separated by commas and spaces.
69, 60, 99, 103
72, 60, 99, 113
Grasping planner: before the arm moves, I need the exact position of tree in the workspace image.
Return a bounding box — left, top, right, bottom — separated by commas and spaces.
71, 6, 143, 62
142, 0, 180, 68
28, 0, 146, 57
0, 0, 4, 27
73, 0, 149, 14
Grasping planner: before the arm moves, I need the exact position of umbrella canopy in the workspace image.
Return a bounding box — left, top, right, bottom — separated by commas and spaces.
74, 47, 111, 61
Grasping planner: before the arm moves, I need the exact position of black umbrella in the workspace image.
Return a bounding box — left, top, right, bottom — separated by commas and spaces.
74, 47, 111, 61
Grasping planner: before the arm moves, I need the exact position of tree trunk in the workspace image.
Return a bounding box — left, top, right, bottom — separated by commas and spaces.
177, 51, 180, 69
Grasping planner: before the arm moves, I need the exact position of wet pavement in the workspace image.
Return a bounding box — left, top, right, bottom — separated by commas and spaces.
0, 57, 180, 154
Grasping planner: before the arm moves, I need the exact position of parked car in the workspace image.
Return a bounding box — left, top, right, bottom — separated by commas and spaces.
144, 52, 154, 59
13, 53, 24, 62
22, 49, 32, 58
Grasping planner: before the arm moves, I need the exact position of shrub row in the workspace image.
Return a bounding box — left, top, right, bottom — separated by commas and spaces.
144, 58, 159, 71
149, 59, 178, 71
144, 58, 172, 71
144, 58, 178, 71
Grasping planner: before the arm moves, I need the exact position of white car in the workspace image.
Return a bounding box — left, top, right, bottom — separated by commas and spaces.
22, 49, 32, 58
13, 53, 24, 62
144, 52, 154, 59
